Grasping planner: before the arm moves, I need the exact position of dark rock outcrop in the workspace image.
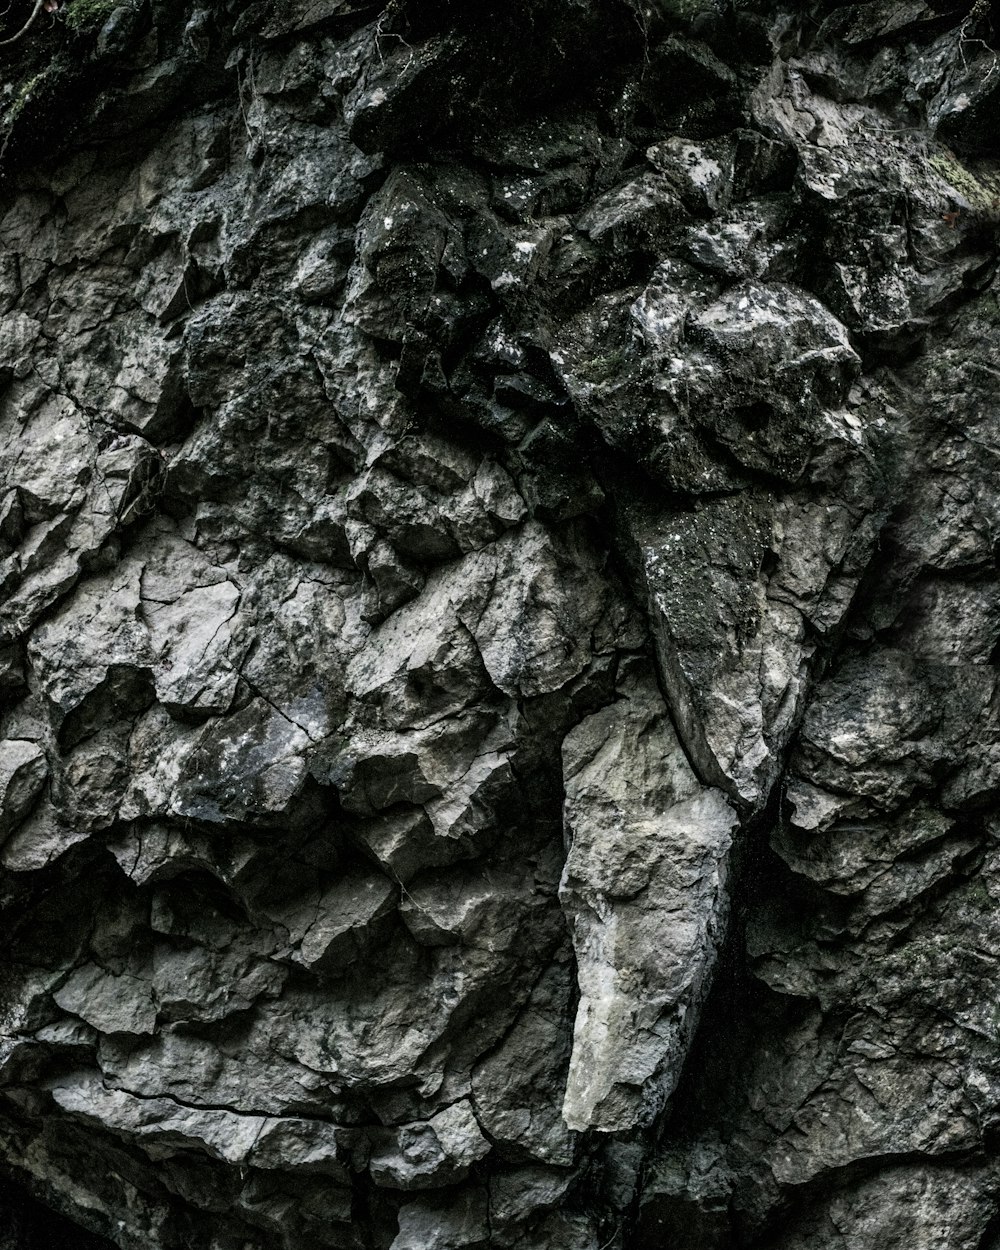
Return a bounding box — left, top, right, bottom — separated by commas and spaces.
1, 0, 1000, 1246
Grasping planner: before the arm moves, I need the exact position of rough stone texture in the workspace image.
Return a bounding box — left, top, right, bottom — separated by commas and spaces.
0, 0, 1000, 1247
559, 661, 736, 1133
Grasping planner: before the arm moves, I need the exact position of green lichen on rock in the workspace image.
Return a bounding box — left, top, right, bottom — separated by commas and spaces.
656, 0, 710, 18
580, 348, 628, 385
64, 0, 117, 31
928, 147, 1000, 210
7, 70, 46, 121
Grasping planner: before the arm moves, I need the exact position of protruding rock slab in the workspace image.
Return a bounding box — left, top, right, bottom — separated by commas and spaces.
627, 481, 881, 808
558, 662, 737, 1133
0, 738, 47, 839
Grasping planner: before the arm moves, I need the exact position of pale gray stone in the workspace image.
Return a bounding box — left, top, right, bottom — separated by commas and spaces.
0, 739, 47, 838
559, 662, 737, 1132
369, 1100, 491, 1189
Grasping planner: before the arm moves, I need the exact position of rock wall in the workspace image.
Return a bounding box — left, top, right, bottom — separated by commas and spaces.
1, 0, 1000, 1246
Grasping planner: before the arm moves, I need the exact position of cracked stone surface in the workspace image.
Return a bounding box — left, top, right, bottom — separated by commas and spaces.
1, 0, 1000, 1247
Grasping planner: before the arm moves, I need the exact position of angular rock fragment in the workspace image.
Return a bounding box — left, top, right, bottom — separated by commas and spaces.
628, 481, 879, 806
53, 963, 156, 1036
559, 662, 737, 1131
369, 1101, 491, 1190
0, 739, 47, 838
471, 963, 577, 1165
391, 1189, 489, 1250
270, 869, 397, 973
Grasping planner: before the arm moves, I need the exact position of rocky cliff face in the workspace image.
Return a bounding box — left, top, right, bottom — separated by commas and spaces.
1, 0, 999, 1245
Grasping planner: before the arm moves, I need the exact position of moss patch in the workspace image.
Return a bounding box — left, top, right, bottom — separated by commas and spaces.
64, 0, 117, 32
6, 70, 47, 123
580, 348, 628, 385
929, 147, 1000, 210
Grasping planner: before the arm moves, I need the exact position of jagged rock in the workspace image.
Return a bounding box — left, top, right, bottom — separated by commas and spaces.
391, 1189, 489, 1250
558, 662, 737, 1131
53, 963, 156, 1036
470, 962, 577, 1165
0, 741, 46, 840
369, 1101, 490, 1189
2, 0, 1000, 1247
767, 1164, 1000, 1250
636, 1138, 731, 1248
270, 869, 396, 973
627, 481, 881, 807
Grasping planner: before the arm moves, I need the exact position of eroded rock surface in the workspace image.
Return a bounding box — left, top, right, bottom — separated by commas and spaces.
1, 0, 1000, 1247
560, 661, 736, 1133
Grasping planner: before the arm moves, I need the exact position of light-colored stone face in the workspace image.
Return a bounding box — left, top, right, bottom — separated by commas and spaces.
559, 663, 737, 1132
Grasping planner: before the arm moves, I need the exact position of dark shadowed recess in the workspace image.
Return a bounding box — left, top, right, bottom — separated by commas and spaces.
0, 1175, 115, 1249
